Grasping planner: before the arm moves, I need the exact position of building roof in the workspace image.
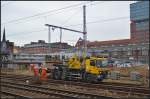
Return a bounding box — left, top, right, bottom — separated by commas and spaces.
88, 39, 132, 47
75, 38, 132, 48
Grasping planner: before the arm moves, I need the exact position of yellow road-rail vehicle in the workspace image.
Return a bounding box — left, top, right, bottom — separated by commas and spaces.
51, 55, 110, 82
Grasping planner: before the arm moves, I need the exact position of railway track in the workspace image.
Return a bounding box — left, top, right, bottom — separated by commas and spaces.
1, 80, 116, 99
0, 73, 33, 79
1, 74, 149, 94
1, 91, 33, 99
1, 73, 149, 98
0, 73, 147, 88
0, 75, 33, 81
44, 79, 149, 97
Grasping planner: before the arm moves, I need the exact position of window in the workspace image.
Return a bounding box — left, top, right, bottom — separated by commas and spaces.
142, 50, 148, 55
130, 2, 149, 20
102, 60, 108, 67
95, 60, 108, 67
136, 21, 149, 30
90, 60, 96, 66
96, 60, 102, 67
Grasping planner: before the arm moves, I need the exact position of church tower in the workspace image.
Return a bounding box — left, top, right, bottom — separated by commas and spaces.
1, 27, 8, 54
2, 28, 6, 42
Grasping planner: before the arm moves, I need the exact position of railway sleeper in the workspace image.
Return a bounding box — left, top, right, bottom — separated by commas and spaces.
1, 81, 116, 99
1, 90, 33, 99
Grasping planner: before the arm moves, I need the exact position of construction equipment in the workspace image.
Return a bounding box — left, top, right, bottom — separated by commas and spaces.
51, 54, 110, 82
45, 5, 110, 82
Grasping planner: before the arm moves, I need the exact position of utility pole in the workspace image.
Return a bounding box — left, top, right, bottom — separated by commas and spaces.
45, 24, 84, 57
60, 28, 62, 43
45, 5, 87, 57
60, 28, 62, 49
48, 26, 51, 54
83, 5, 87, 57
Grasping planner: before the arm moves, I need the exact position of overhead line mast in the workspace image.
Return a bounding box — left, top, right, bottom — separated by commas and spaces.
45, 5, 87, 56
83, 5, 87, 57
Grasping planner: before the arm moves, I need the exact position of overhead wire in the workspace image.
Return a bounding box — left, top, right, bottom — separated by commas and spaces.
5, 1, 105, 38
65, 16, 129, 27
7, 16, 129, 38
61, 7, 82, 26
4, 6, 82, 26
5, 1, 129, 44
1, 1, 92, 25
7, 28, 47, 37
1, 1, 105, 26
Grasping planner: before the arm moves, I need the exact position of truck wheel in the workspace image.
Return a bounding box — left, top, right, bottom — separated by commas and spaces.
83, 73, 92, 83
52, 69, 55, 79
97, 75, 104, 81
102, 71, 108, 78
53, 69, 61, 80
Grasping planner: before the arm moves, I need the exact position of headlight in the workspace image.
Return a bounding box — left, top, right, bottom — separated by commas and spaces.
99, 71, 101, 74
55, 67, 58, 69
97, 75, 101, 78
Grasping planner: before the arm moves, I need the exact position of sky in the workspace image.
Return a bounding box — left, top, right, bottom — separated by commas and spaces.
1, 1, 136, 46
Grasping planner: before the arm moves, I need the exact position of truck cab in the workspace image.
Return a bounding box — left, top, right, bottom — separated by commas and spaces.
83, 57, 110, 81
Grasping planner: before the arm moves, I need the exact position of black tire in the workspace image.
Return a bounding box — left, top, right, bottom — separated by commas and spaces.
86, 73, 92, 83
97, 73, 105, 81
102, 71, 108, 78
53, 68, 61, 80
51, 69, 55, 79
83, 73, 96, 83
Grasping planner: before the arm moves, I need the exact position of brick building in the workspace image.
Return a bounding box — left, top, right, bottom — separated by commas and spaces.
130, 1, 149, 43
76, 1, 149, 47
87, 39, 132, 48
75, 1, 149, 63
19, 40, 73, 54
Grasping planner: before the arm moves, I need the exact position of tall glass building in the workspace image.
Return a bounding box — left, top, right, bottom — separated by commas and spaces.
130, 1, 149, 43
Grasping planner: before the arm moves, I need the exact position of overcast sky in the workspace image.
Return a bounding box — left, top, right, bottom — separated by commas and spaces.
1, 1, 136, 46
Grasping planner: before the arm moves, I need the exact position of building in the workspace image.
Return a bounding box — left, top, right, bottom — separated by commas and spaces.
19, 40, 73, 54
87, 39, 132, 48
75, 1, 149, 64
1, 28, 14, 68
13, 46, 21, 54
13, 53, 45, 63
1, 28, 14, 57
130, 1, 149, 43
75, 37, 90, 48
1, 28, 14, 55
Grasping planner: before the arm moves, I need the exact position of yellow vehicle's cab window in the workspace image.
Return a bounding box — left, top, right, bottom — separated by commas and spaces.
102, 60, 108, 67
90, 60, 96, 66
96, 60, 108, 67
96, 60, 102, 67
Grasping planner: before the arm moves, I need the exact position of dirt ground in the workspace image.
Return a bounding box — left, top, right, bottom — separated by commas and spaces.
111, 64, 149, 77
1, 64, 149, 87
106, 64, 149, 86
1, 69, 34, 76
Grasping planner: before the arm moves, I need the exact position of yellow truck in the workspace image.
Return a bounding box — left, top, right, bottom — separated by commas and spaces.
51, 55, 110, 82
